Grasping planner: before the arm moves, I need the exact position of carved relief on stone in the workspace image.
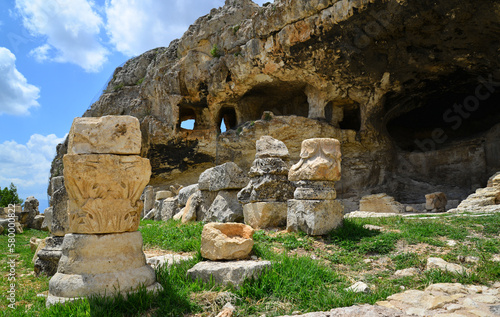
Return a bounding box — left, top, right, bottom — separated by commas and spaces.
63, 154, 151, 234
288, 138, 342, 182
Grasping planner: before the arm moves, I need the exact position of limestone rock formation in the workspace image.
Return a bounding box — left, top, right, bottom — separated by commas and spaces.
359, 193, 405, 214
287, 138, 344, 235
200, 222, 254, 260
449, 172, 500, 213
49, 0, 500, 211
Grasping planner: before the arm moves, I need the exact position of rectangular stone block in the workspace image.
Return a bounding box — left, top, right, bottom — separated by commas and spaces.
287, 199, 343, 235
67, 115, 141, 155
243, 202, 287, 229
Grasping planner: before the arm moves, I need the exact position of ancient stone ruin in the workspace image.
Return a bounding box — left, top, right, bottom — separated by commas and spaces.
48, 0, 500, 213
47, 115, 161, 306
287, 138, 344, 235
238, 136, 294, 229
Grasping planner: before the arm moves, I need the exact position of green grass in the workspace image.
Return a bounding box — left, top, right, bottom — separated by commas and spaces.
140, 219, 203, 252
1, 213, 499, 316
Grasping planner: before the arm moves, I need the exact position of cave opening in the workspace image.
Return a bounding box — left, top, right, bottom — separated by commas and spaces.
386, 80, 500, 152
177, 103, 209, 131
238, 81, 309, 122
218, 107, 238, 133
324, 100, 361, 131
495, 193, 500, 205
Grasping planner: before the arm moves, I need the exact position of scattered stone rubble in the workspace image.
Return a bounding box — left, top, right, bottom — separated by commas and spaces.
287, 138, 344, 235
46, 115, 162, 306
278, 283, 500, 317
0, 196, 47, 234
238, 136, 294, 229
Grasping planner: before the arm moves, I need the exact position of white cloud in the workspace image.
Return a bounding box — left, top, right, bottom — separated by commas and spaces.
0, 47, 40, 115
104, 0, 223, 56
0, 134, 65, 206
29, 43, 51, 62
15, 0, 109, 72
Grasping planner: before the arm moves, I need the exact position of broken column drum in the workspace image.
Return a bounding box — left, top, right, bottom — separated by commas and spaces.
47, 115, 162, 306
287, 138, 344, 235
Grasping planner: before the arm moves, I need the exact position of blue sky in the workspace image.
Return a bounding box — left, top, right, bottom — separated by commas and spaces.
0, 0, 269, 211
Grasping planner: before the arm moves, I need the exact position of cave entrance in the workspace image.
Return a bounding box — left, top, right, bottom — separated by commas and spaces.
386, 78, 500, 152
238, 82, 309, 122
179, 107, 196, 130
324, 100, 361, 130
177, 103, 210, 131
218, 107, 238, 133
495, 193, 500, 205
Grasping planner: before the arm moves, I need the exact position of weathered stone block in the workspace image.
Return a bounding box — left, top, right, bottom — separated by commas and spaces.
359, 193, 405, 214
67, 115, 141, 155
293, 181, 336, 200
238, 175, 295, 203
178, 184, 199, 206
255, 136, 289, 159
425, 192, 448, 212
63, 154, 151, 234
155, 190, 174, 200
289, 138, 341, 182
201, 222, 254, 260
243, 202, 287, 229
287, 199, 343, 235
249, 158, 290, 177
198, 162, 249, 191
49, 176, 69, 237
24, 196, 39, 227
160, 197, 179, 221
34, 236, 64, 277
206, 190, 244, 223
142, 185, 155, 216
187, 260, 271, 287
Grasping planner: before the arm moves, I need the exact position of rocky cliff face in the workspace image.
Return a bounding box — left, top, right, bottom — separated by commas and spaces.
51, 0, 500, 210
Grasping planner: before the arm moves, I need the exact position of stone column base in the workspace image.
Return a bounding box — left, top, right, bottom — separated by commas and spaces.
47, 231, 162, 306
287, 199, 343, 235
243, 202, 288, 229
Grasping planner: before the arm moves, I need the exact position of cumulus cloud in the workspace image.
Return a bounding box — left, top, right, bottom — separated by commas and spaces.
15, 0, 109, 72
104, 0, 222, 56
0, 47, 40, 115
0, 134, 65, 204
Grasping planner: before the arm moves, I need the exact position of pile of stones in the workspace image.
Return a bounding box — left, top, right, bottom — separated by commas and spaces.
238, 136, 295, 229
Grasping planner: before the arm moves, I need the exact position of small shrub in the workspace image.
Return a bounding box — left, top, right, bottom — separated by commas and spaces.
136, 77, 145, 85
210, 44, 221, 58
113, 83, 124, 92
232, 24, 240, 35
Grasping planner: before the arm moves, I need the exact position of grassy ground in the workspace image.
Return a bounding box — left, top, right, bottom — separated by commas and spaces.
1, 213, 499, 316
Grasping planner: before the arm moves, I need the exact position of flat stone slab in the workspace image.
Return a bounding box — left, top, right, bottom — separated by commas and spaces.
146, 254, 194, 269
186, 260, 271, 287
278, 304, 408, 317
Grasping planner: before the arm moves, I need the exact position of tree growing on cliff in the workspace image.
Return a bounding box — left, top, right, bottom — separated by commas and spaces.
0, 183, 23, 208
